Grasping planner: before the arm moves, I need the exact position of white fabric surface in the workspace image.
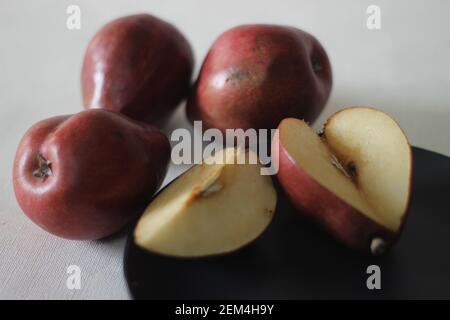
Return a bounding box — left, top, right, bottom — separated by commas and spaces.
0, 0, 449, 299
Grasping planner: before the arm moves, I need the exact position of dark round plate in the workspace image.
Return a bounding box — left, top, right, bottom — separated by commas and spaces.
124, 147, 450, 299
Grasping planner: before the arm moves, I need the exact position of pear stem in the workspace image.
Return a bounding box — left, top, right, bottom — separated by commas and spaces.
370, 237, 387, 255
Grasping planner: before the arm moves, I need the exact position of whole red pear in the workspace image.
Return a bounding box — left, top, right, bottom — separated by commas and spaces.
82, 14, 194, 125
187, 24, 332, 132
13, 109, 170, 240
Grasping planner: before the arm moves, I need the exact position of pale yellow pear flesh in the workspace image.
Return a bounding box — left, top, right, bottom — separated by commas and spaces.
276, 107, 412, 253
323, 107, 412, 231
134, 148, 277, 257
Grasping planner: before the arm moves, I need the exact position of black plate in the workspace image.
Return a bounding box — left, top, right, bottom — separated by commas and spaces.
124, 147, 450, 299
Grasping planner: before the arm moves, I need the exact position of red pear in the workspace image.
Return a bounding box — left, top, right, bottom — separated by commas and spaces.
187, 24, 332, 132
273, 107, 413, 254
13, 109, 170, 240
82, 14, 194, 125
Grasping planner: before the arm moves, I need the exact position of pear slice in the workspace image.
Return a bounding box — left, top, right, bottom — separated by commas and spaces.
273, 107, 413, 254
134, 147, 277, 257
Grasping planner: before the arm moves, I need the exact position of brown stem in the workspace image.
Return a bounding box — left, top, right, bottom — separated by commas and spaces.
370, 237, 387, 255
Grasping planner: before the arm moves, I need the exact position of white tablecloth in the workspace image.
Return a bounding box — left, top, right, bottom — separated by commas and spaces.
1, 0, 449, 299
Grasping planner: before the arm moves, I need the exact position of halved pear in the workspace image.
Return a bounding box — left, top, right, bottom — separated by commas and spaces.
134, 147, 277, 257
273, 107, 413, 254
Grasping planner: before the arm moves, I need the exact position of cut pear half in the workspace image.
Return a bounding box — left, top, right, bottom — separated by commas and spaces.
275, 107, 412, 254
134, 147, 277, 257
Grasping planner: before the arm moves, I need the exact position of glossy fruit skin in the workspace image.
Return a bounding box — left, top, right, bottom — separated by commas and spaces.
13, 109, 170, 240
187, 24, 332, 132
82, 14, 194, 125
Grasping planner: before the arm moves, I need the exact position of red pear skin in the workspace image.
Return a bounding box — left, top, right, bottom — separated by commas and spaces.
82, 14, 194, 125
13, 109, 170, 240
272, 129, 401, 255
187, 24, 332, 132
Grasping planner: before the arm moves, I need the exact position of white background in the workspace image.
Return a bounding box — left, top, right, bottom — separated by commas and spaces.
0, 0, 449, 299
